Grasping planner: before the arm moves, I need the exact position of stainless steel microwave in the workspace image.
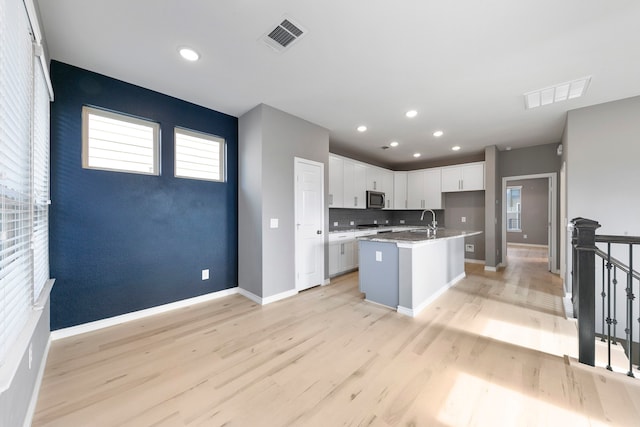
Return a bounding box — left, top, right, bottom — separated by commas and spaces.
366, 191, 385, 209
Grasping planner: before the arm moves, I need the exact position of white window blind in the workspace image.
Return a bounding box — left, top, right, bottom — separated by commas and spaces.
0, 0, 35, 365
32, 59, 50, 301
82, 106, 160, 175
174, 128, 225, 182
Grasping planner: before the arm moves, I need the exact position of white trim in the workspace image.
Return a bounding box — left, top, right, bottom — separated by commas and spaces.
464, 258, 486, 264
397, 272, 465, 317
22, 336, 51, 427
322, 278, 330, 286
51, 288, 239, 340
501, 173, 557, 272
484, 265, 498, 272
238, 287, 299, 305
24, 0, 54, 101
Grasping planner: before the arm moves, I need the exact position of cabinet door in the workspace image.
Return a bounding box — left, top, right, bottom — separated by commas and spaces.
341, 241, 356, 271
343, 160, 358, 208
407, 170, 425, 209
441, 166, 462, 192
353, 162, 367, 208
366, 166, 382, 191
461, 163, 485, 191
329, 242, 341, 276
424, 168, 443, 209
380, 169, 394, 209
328, 155, 344, 207
393, 171, 408, 210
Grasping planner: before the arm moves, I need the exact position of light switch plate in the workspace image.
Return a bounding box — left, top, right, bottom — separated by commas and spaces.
461, 216, 466, 223
373, 220, 377, 224
375, 251, 382, 262
202, 269, 210, 280
465, 244, 474, 252
270, 218, 279, 228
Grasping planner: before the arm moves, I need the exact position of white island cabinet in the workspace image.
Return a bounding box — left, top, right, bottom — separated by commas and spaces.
358, 229, 482, 316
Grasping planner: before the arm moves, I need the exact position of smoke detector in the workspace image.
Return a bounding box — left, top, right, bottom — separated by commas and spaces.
262, 17, 307, 52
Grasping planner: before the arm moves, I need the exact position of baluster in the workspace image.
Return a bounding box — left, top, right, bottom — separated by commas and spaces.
605, 243, 612, 371
601, 256, 606, 342
626, 243, 635, 377
613, 266, 618, 344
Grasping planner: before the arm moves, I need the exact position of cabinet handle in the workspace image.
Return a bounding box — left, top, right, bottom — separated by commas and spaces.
374, 181, 377, 190
341, 243, 344, 255
329, 194, 333, 205
354, 196, 358, 207
405, 200, 408, 209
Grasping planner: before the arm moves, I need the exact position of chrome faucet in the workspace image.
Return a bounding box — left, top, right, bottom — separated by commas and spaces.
420, 209, 438, 231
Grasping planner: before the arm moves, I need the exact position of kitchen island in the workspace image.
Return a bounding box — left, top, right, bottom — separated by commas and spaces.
358, 229, 482, 317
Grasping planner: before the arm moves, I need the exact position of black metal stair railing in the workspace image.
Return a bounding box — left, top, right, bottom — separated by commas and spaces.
571, 218, 640, 378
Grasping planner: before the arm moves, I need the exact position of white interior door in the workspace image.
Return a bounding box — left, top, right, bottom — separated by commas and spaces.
295, 157, 325, 291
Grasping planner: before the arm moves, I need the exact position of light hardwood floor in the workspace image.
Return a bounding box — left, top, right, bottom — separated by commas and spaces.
33, 247, 640, 426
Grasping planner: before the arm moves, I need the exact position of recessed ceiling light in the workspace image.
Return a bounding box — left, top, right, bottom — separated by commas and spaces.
505, 146, 512, 151
451, 146, 461, 151
357, 125, 367, 132
179, 47, 200, 61
389, 141, 399, 147
524, 76, 591, 109
413, 153, 421, 158
405, 110, 418, 118
433, 130, 444, 137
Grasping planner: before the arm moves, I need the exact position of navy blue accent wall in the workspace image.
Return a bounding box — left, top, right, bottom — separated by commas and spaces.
49, 61, 238, 330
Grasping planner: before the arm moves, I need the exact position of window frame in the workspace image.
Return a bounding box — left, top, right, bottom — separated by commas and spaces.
506, 185, 522, 232
81, 106, 160, 176
174, 127, 226, 182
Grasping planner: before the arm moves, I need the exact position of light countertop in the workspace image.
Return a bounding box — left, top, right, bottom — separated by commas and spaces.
358, 229, 482, 245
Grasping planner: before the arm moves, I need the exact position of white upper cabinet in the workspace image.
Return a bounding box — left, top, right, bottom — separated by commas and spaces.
408, 168, 443, 209
343, 158, 367, 209
328, 155, 344, 207
381, 169, 394, 209
365, 166, 382, 191
424, 168, 443, 209
407, 170, 425, 209
366, 165, 394, 209
393, 171, 407, 210
441, 162, 485, 192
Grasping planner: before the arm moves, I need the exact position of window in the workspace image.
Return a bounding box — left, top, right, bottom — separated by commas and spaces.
0, 0, 51, 366
174, 128, 225, 182
82, 106, 160, 175
506, 186, 522, 232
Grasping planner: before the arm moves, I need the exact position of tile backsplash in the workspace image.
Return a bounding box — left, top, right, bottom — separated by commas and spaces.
329, 209, 445, 231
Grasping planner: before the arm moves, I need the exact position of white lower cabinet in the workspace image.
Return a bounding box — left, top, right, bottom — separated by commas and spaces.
329, 233, 356, 276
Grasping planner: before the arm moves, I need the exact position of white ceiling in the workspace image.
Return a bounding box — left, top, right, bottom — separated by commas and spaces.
36, 0, 640, 168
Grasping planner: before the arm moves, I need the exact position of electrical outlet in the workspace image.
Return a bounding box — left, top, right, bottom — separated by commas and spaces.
465, 244, 474, 252
400, 220, 405, 224
373, 220, 378, 224
333, 222, 338, 227
524, 234, 528, 239
202, 269, 209, 280
461, 216, 466, 223
350, 221, 355, 226
385, 220, 389, 224
375, 251, 382, 262
270, 218, 279, 229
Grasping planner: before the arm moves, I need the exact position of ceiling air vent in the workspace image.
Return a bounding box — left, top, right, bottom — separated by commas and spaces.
262, 17, 306, 52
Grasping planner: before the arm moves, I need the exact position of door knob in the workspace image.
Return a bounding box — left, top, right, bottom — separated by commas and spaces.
316, 230, 322, 234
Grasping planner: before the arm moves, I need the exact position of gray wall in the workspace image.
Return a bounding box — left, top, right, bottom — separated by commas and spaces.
506, 178, 549, 245
238, 106, 264, 297
444, 192, 486, 261
565, 95, 640, 236
0, 300, 50, 427
239, 104, 330, 299
484, 145, 500, 267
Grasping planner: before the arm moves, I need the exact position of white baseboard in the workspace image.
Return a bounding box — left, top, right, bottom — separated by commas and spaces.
23, 336, 51, 427
322, 278, 330, 286
397, 272, 466, 317
508, 243, 549, 248
237, 287, 298, 305
464, 258, 485, 264
51, 287, 239, 340
484, 265, 498, 272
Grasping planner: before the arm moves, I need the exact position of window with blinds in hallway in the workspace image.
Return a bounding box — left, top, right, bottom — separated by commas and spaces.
174, 128, 225, 182
82, 106, 160, 175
